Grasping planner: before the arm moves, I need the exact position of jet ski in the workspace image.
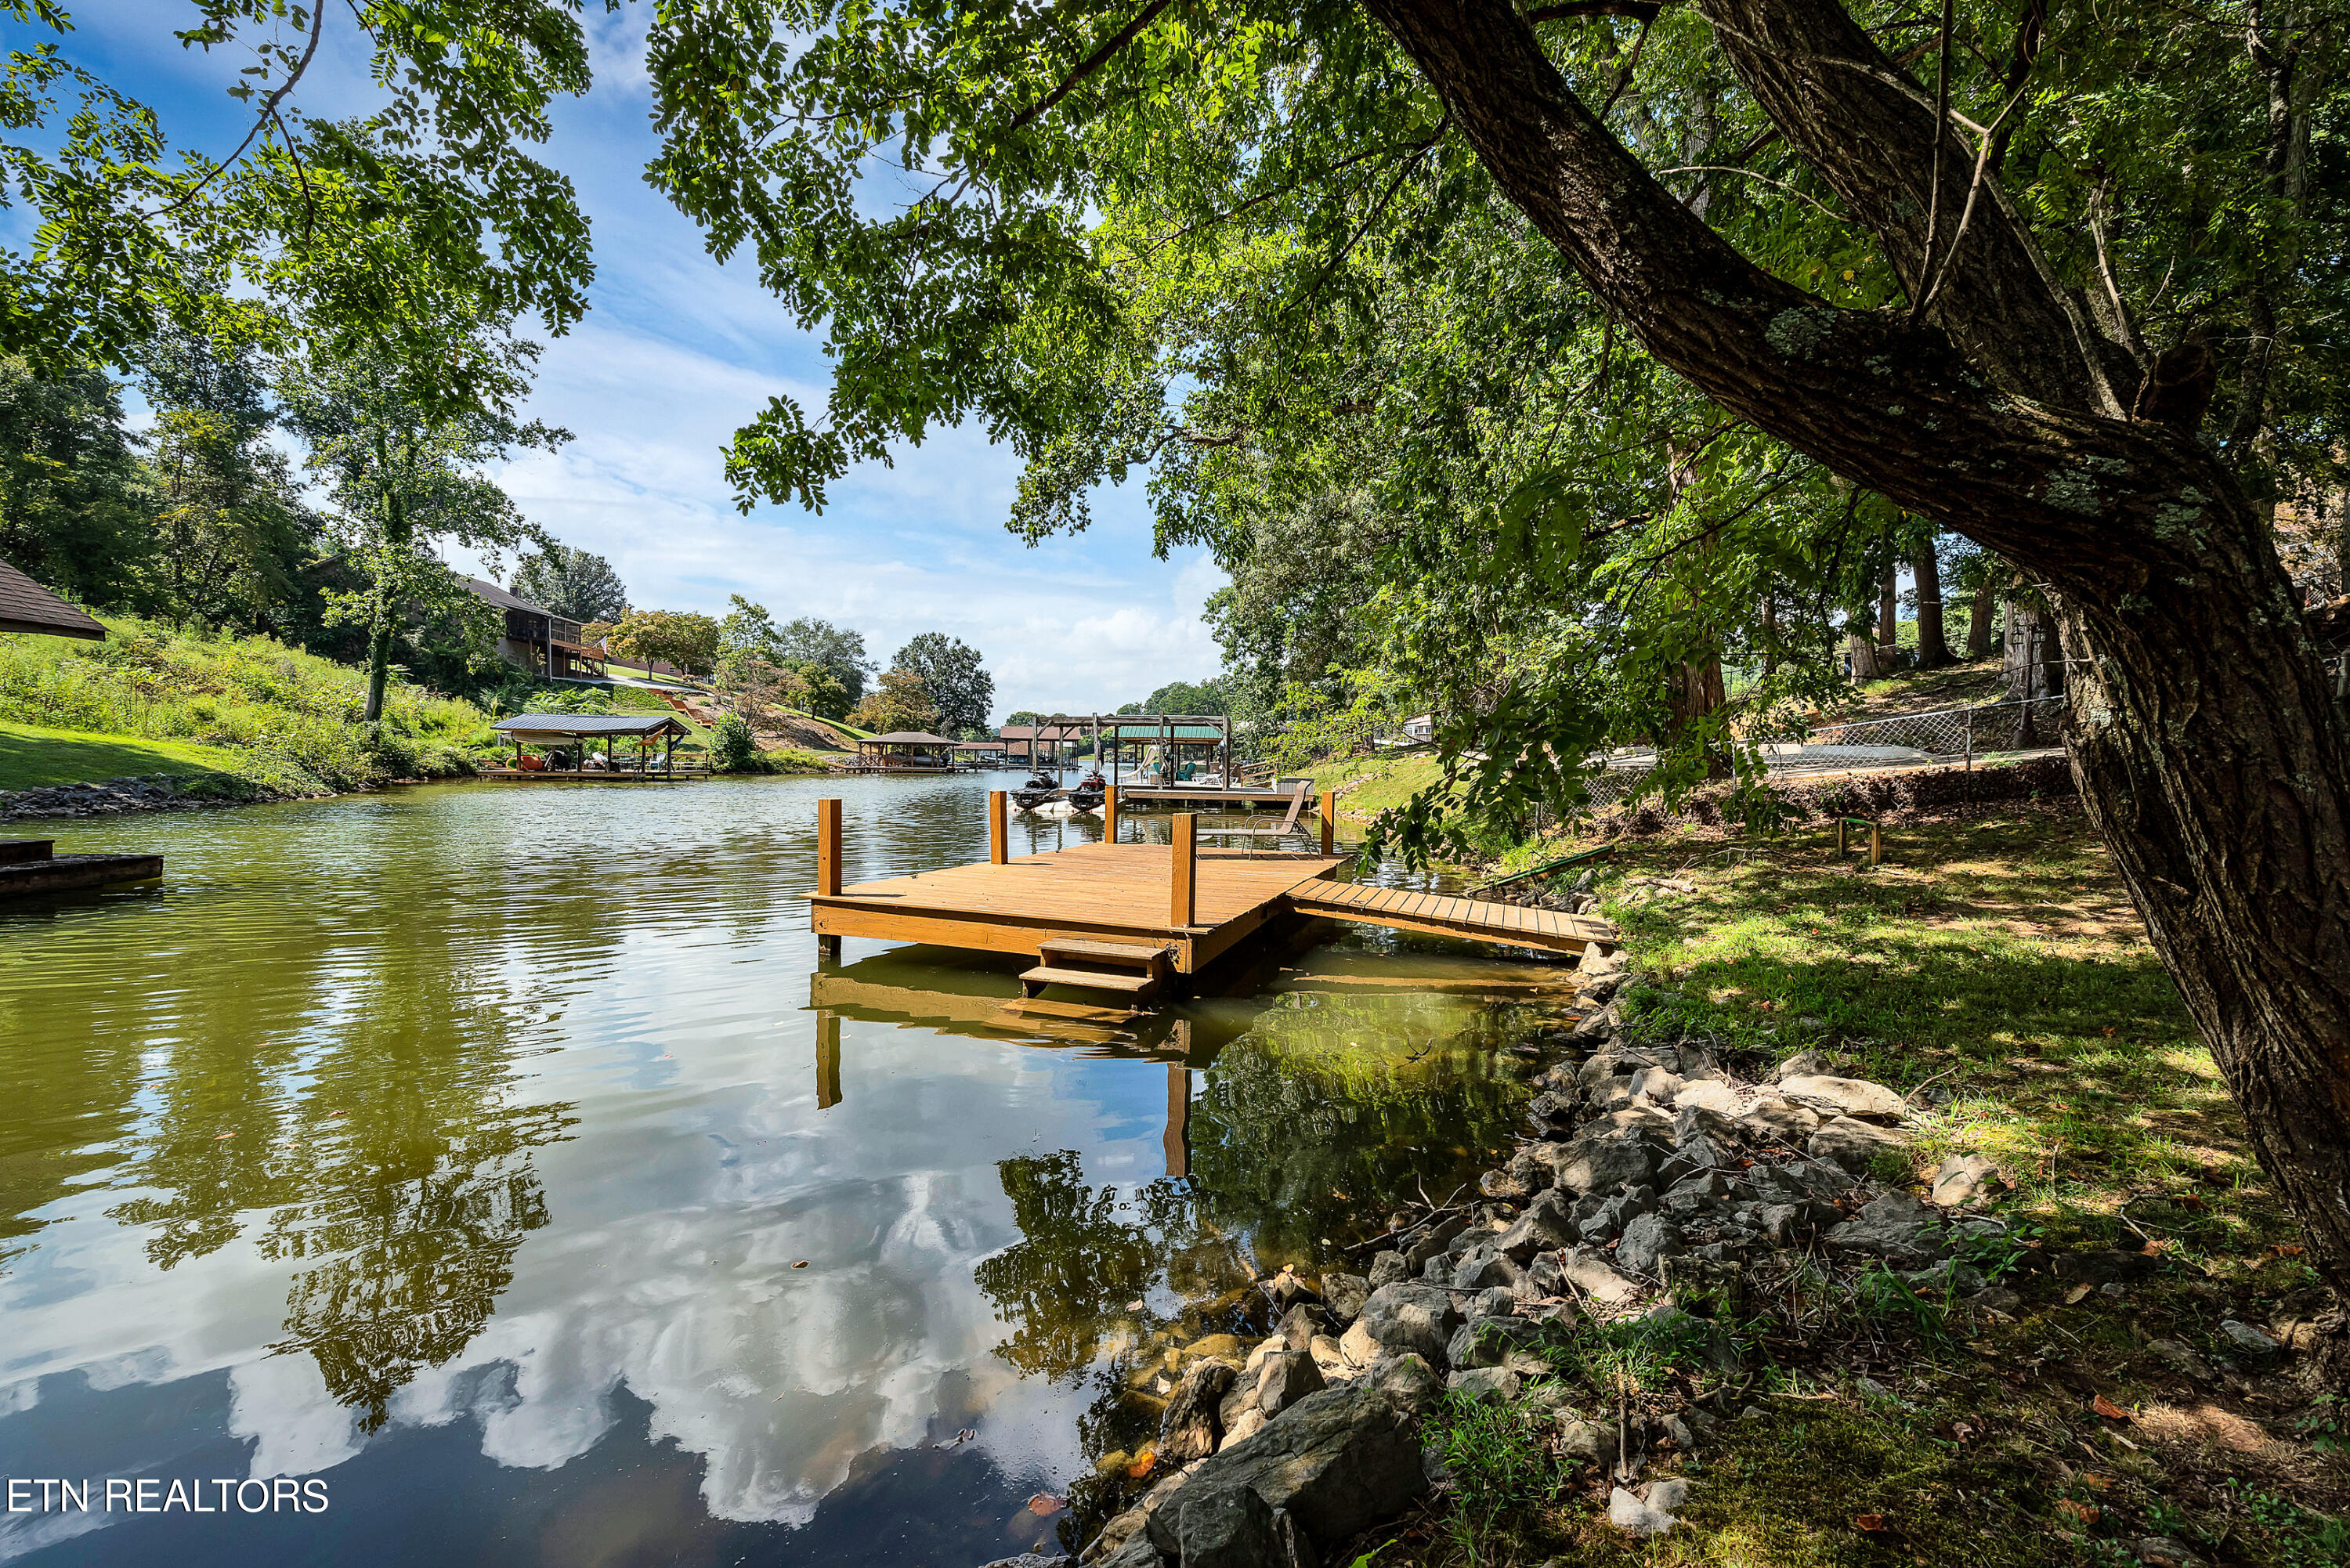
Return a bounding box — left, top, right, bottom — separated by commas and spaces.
1065, 769, 1108, 812
1011, 773, 1062, 811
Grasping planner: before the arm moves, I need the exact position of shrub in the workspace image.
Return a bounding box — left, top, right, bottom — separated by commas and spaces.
710, 713, 760, 772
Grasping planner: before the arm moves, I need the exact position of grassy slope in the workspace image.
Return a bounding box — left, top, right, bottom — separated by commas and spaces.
0, 618, 495, 797
0, 721, 248, 793
1307, 750, 1448, 817
1410, 807, 2342, 1567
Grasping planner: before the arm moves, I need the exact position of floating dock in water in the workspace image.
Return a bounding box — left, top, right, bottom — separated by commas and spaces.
0, 837, 162, 899
806, 791, 1617, 1002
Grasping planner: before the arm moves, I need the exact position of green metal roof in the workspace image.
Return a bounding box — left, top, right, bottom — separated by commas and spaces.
1104, 723, 1223, 739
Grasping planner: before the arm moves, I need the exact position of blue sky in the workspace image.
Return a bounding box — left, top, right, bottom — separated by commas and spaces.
56, 5, 1227, 721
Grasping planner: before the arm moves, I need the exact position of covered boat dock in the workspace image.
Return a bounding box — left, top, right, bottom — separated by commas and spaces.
484, 713, 696, 779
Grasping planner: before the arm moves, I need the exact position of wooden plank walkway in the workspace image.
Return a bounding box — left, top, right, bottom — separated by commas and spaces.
1288, 879, 1615, 957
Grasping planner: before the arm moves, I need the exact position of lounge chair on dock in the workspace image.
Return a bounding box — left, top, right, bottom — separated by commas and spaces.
1215, 779, 1310, 841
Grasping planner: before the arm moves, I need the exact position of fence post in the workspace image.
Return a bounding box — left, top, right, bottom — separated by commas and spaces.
1870, 824, 1882, 867
1965, 709, 1974, 772
1171, 812, 1197, 927
989, 789, 1007, 865
1319, 790, 1336, 855
1837, 818, 1849, 856
1104, 783, 1119, 843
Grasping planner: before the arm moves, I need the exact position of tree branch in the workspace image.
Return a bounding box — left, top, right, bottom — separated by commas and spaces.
1524, 1, 1662, 21
146, 0, 325, 219
999, 0, 1173, 140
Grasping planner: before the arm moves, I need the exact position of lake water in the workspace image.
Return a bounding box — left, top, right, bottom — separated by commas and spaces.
0, 774, 1568, 1566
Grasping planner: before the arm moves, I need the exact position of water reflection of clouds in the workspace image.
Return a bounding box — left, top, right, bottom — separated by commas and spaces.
1, 1016, 1123, 1536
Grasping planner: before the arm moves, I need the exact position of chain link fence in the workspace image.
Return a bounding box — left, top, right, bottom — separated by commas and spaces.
1574, 694, 2068, 807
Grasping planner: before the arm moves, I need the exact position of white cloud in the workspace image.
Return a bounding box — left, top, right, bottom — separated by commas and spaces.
459, 321, 1227, 717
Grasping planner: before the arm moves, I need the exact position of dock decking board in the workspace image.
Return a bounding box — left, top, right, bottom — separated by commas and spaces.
1285, 879, 1615, 956
810, 837, 1618, 974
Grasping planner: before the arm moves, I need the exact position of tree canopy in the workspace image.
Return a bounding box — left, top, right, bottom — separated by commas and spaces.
891, 630, 995, 737
636, 0, 2350, 1303
512, 544, 627, 623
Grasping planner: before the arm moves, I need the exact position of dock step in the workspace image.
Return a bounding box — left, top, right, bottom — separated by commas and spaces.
1036, 937, 1171, 972
1019, 964, 1164, 999
0, 839, 55, 864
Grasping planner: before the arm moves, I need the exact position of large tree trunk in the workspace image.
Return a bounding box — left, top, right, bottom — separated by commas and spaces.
1364, 0, 2350, 1311
1878, 562, 1900, 668
1966, 576, 1998, 659
1912, 543, 1950, 667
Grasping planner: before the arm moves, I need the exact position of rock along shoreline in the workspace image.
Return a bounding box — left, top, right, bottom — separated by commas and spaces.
976, 939, 2163, 1568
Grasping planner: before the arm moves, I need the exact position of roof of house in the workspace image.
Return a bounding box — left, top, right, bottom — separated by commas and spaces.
0, 558, 107, 641
490, 713, 691, 739
863, 731, 956, 746
465, 577, 548, 615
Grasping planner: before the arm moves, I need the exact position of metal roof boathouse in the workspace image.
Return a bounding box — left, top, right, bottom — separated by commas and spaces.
486, 713, 697, 780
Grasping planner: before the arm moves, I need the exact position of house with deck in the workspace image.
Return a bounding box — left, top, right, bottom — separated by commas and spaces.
464, 579, 606, 681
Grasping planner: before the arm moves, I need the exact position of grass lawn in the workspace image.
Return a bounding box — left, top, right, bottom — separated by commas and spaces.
1593, 805, 2276, 1264
1391, 803, 2345, 1567
0, 720, 248, 793
1310, 750, 1448, 818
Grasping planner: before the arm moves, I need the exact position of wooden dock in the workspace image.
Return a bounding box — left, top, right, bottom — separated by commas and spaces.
807, 793, 1617, 1000
0, 838, 162, 899
1118, 785, 1322, 808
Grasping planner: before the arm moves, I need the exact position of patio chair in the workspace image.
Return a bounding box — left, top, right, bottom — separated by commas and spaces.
1217, 779, 1311, 840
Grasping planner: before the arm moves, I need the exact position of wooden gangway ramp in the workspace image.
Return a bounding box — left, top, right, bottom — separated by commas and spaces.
808, 793, 1618, 1000
1287, 880, 1614, 958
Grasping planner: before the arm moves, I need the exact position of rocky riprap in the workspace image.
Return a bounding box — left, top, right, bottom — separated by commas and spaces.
979, 947, 2218, 1568
0, 773, 247, 820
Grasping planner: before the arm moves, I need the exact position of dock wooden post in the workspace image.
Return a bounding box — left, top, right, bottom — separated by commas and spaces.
816, 1012, 841, 1108
1319, 790, 1336, 855
1104, 783, 1119, 843
1171, 812, 1197, 927
1164, 1057, 1191, 1178
989, 789, 1008, 864
816, 798, 843, 962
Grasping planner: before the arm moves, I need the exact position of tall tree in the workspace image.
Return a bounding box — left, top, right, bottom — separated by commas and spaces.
0, 357, 154, 608
848, 667, 938, 734
279, 334, 561, 722
642, 0, 2350, 1318
511, 544, 627, 623
891, 631, 995, 737
605, 609, 721, 677
775, 616, 874, 703
140, 331, 318, 632
1911, 539, 1950, 669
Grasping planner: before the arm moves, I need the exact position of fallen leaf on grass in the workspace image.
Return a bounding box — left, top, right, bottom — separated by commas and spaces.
1852, 1514, 1888, 1534
2272, 1244, 2307, 1258
1025, 1493, 1065, 1516
2055, 1499, 2100, 1526
2091, 1395, 2131, 1421
2064, 1284, 2092, 1305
